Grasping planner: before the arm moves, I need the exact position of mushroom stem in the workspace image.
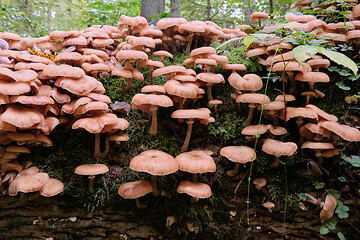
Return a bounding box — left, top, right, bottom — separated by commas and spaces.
192, 174, 197, 183
181, 119, 194, 152
94, 133, 110, 159
287, 72, 296, 94
186, 34, 194, 55
305, 193, 321, 205
190, 197, 200, 204
126, 78, 133, 91
121, 77, 126, 93
315, 150, 324, 164
206, 83, 214, 101
227, 163, 240, 177
245, 103, 256, 127
149, 106, 158, 135
88, 175, 95, 193
135, 198, 147, 209
151, 175, 159, 197
270, 156, 280, 168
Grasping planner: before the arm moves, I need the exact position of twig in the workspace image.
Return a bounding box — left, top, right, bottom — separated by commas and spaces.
345, 219, 360, 235
234, 168, 249, 194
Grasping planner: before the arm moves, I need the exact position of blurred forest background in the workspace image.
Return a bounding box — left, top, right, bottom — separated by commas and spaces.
0, 0, 293, 37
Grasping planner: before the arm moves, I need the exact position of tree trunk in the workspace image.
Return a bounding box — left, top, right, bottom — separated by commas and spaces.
141, 0, 165, 23
67, 0, 72, 29
269, 0, 273, 16
243, 0, 253, 23
47, 2, 52, 34
170, 0, 181, 18
206, 0, 211, 21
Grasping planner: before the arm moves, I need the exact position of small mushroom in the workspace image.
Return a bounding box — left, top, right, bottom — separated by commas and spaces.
262, 201, 275, 213
253, 178, 266, 190
74, 164, 109, 193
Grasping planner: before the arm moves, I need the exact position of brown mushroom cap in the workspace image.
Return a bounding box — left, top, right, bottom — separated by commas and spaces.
190, 47, 216, 59
2, 105, 44, 128
220, 146, 256, 163
177, 180, 212, 198
74, 164, 109, 176
301, 141, 334, 150
306, 104, 338, 122
175, 150, 216, 173
116, 50, 148, 61
132, 93, 173, 108
43, 65, 85, 78
251, 12, 269, 21
118, 180, 153, 199
236, 93, 270, 105
241, 124, 269, 136
130, 150, 178, 176
229, 73, 263, 91
253, 178, 267, 188
262, 139, 297, 157
153, 65, 187, 77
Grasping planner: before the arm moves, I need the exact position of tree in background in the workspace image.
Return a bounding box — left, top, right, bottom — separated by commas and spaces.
141, 0, 165, 24
170, 0, 181, 18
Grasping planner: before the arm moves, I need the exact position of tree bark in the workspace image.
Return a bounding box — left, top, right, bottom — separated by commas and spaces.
243, 0, 253, 23
141, 0, 165, 23
206, 0, 211, 21
47, 2, 52, 34
170, 0, 181, 18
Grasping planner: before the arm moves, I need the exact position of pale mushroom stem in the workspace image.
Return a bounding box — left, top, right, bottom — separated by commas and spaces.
180, 119, 194, 152
269, 111, 278, 126
245, 103, 256, 127
94, 133, 110, 159
308, 82, 315, 92
88, 175, 95, 193
270, 156, 280, 168
151, 175, 159, 197
179, 97, 185, 109
186, 34, 194, 55
135, 198, 147, 209
160, 56, 165, 64
149, 106, 159, 135
206, 83, 214, 101
227, 163, 240, 177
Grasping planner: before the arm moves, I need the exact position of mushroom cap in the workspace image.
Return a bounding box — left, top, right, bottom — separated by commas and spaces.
251, 12, 269, 21
190, 47, 216, 59
132, 93, 173, 108
285, 107, 318, 122
141, 85, 166, 94
320, 195, 337, 221
274, 94, 296, 102
175, 150, 216, 174
268, 126, 288, 136
116, 50, 148, 61
257, 101, 285, 111
262, 201, 275, 209
306, 104, 338, 122
301, 141, 334, 150
40, 178, 64, 197
153, 65, 187, 77
221, 63, 246, 71
229, 73, 263, 91
295, 72, 330, 83
177, 180, 211, 199
171, 108, 211, 120
236, 93, 270, 105
153, 50, 173, 59
262, 139, 297, 157
196, 73, 225, 84
118, 180, 153, 199
130, 150, 178, 176
55, 75, 99, 95
318, 121, 360, 141
253, 178, 267, 187
74, 164, 109, 176
43, 65, 85, 79
164, 80, 198, 98
220, 146, 256, 163
72, 113, 119, 133
241, 124, 269, 136
9, 173, 48, 196
2, 105, 44, 128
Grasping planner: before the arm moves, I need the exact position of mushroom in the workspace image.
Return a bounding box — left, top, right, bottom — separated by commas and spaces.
263, 201, 275, 213
74, 164, 109, 193
118, 180, 153, 209
129, 150, 178, 197
131, 93, 173, 135
320, 195, 337, 221
220, 146, 256, 177
253, 178, 267, 190
171, 108, 213, 152
262, 139, 297, 168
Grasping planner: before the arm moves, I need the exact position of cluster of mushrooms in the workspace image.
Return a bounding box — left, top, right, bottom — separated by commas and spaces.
0, 9, 359, 223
